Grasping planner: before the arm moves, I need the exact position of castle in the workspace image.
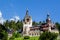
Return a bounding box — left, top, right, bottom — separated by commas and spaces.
23, 9, 59, 37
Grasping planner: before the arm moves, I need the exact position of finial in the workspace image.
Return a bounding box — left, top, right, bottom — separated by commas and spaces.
47, 12, 50, 18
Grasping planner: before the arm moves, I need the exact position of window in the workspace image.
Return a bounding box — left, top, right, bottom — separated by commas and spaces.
25, 22, 27, 24
29, 33, 31, 35
27, 18, 30, 22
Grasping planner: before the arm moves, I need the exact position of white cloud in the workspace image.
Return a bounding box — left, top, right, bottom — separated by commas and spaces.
0, 11, 2, 17
10, 18, 15, 21
10, 16, 20, 22
0, 11, 5, 24
14, 16, 20, 20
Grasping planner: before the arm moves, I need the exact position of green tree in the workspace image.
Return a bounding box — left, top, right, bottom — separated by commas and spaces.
16, 20, 23, 30
38, 21, 42, 25
3, 20, 9, 28
2, 31, 8, 40
39, 31, 58, 40
32, 21, 38, 26
0, 24, 8, 40
9, 20, 16, 30
9, 36, 15, 40
24, 36, 30, 40
13, 32, 21, 38
55, 22, 60, 33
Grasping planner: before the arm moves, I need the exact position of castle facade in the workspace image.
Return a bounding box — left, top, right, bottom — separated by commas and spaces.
23, 9, 59, 37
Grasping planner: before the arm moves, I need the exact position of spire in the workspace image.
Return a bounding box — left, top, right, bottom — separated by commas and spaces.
25, 8, 30, 18
26, 8, 29, 16
24, 8, 31, 19
47, 13, 50, 19
46, 12, 51, 23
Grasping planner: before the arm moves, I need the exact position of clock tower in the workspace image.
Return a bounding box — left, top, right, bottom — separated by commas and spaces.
23, 9, 32, 36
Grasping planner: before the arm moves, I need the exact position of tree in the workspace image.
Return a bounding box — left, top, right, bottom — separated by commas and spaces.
32, 21, 38, 26
3, 20, 9, 28
13, 32, 21, 38
39, 31, 58, 40
16, 20, 23, 30
9, 36, 15, 40
9, 32, 21, 40
55, 22, 60, 33
2, 31, 8, 40
24, 36, 30, 40
9, 20, 16, 30
0, 24, 8, 40
38, 21, 42, 25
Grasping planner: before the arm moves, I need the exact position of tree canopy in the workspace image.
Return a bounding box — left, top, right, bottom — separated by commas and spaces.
39, 31, 58, 40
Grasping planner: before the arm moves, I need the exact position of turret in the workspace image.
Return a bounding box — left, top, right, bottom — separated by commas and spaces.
23, 9, 32, 36
46, 13, 51, 23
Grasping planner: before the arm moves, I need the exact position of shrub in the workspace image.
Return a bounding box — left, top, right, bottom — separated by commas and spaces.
39, 31, 58, 40
15, 32, 21, 38
1, 31, 8, 40
12, 32, 21, 38
24, 36, 30, 39
9, 36, 15, 40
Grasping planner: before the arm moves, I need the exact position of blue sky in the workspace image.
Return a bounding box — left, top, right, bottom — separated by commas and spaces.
0, 0, 60, 23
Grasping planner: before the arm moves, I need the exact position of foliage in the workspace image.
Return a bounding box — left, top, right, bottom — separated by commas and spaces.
14, 36, 39, 40
15, 32, 21, 38
39, 31, 58, 40
0, 24, 8, 40
12, 32, 21, 38
9, 20, 17, 30
16, 20, 23, 30
32, 21, 39, 26
3, 20, 23, 31
38, 21, 42, 25
55, 22, 60, 33
2, 31, 8, 40
24, 36, 30, 39
3, 20, 9, 28
9, 36, 15, 40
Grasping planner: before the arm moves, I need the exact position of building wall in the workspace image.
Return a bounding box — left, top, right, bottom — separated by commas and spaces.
23, 17, 32, 36
29, 30, 40, 37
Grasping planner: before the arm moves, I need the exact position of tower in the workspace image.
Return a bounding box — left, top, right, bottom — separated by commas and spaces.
46, 13, 51, 23
23, 9, 32, 36
46, 13, 52, 31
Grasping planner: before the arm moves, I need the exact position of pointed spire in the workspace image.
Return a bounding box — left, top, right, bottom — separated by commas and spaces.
46, 12, 51, 23
25, 8, 29, 17
24, 8, 31, 19
26, 8, 29, 16
47, 12, 50, 19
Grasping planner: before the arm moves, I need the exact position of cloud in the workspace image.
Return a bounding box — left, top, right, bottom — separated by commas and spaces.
10, 18, 15, 21
0, 11, 2, 17
0, 11, 5, 24
10, 16, 20, 22
14, 16, 20, 20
